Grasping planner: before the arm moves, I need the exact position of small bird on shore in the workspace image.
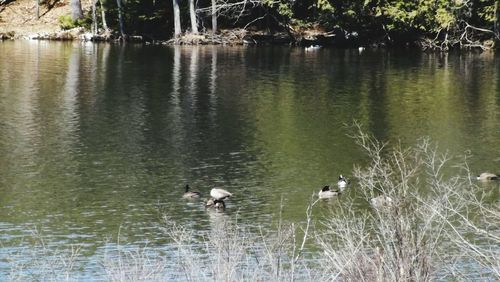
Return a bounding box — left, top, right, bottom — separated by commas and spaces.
318, 185, 341, 199
337, 175, 349, 189
476, 172, 499, 181
182, 184, 201, 199
210, 188, 232, 201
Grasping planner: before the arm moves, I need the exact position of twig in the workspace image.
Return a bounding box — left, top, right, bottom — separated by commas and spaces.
294, 194, 318, 263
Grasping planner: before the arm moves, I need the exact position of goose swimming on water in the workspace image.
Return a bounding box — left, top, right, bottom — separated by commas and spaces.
182, 184, 201, 199
210, 188, 232, 201
337, 175, 349, 189
476, 172, 499, 181
318, 185, 340, 199
206, 198, 226, 210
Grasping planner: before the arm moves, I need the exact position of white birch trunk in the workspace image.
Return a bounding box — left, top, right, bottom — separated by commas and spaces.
211, 0, 217, 35
100, 0, 109, 31
70, 0, 83, 21
173, 0, 181, 38
189, 0, 198, 34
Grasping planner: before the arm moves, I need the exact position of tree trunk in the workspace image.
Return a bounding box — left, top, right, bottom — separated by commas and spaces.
189, 0, 198, 34
99, 0, 109, 31
92, 0, 97, 34
116, 0, 125, 38
172, 0, 181, 37
211, 0, 217, 35
70, 0, 83, 21
36, 0, 40, 19
495, 0, 500, 35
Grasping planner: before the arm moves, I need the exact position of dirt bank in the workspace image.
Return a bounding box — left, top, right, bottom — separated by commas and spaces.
0, 0, 92, 38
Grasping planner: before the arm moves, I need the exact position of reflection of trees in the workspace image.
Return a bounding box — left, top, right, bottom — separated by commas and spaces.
0, 42, 157, 247
61, 44, 81, 154
169, 45, 183, 153
188, 46, 199, 101
172, 46, 257, 187
0, 42, 86, 232
0, 42, 40, 192
379, 52, 499, 154
1, 44, 500, 255
246, 50, 356, 214
209, 47, 217, 102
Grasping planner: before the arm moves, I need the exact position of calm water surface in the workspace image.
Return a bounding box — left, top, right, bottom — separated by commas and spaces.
0, 41, 499, 278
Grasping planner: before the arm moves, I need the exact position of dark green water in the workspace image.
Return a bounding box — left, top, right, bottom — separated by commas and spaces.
0, 41, 499, 278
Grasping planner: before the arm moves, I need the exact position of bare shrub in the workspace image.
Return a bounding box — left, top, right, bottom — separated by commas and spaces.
316, 123, 500, 281
163, 198, 318, 282
7, 228, 81, 282
100, 243, 167, 282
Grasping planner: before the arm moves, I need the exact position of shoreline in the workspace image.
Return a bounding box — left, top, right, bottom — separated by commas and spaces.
0, 27, 496, 52
1, 0, 498, 51
0, 27, 376, 48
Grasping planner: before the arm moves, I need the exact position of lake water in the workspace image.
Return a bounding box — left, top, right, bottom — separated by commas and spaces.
0, 41, 499, 279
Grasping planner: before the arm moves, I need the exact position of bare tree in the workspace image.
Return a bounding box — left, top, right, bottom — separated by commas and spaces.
197, 0, 274, 30
172, 0, 181, 37
36, 0, 40, 19
92, 0, 98, 34
117, 0, 125, 37
100, 0, 109, 32
189, 0, 198, 34
495, 0, 500, 35
70, 0, 83, 21
211, 0, 217, 34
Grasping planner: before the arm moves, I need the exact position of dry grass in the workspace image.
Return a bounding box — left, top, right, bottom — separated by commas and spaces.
7, 228, 81, 282
101, 244, 167, 281
0, 0, 92, 36
162, 200, 317, 282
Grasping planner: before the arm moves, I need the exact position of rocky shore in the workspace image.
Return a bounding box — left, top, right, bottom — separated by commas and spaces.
0, 27, 111, 41
1, 26, 355, 48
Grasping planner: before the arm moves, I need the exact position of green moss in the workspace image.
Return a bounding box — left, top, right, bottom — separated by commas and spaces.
58, 15, 90, 30
58, 15, 76, 30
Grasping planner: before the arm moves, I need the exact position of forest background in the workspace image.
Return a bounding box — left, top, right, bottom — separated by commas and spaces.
1, 0, 500, 49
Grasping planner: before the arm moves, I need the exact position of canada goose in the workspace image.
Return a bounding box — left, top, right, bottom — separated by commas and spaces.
182, 184, 201, 199
206, 198, 226, 209
338, 175, 349, 189
369, 195, 393, 208
476, 172, 499, 181
210, 188, 232, 201
318, 185, 340, 199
